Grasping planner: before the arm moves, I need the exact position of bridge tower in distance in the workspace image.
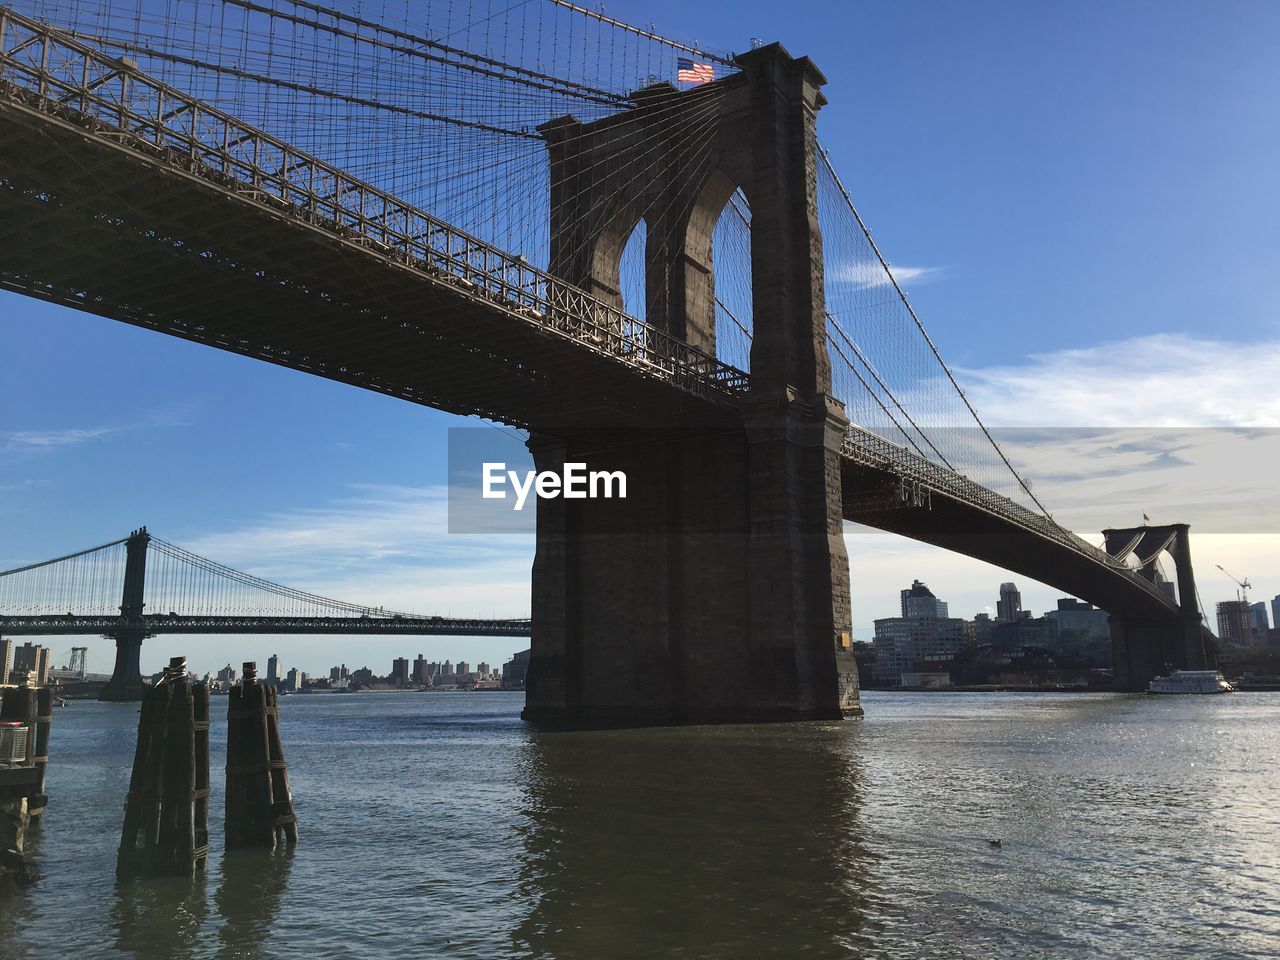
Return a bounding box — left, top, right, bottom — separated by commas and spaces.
100, 527, 151, 701
524, 44, 859, 724
1102, 523, 1210, 689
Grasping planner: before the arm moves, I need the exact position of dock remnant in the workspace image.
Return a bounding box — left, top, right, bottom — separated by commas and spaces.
118, 656, 211, 877
1, 676, 52, 888
225, 662, 297, 849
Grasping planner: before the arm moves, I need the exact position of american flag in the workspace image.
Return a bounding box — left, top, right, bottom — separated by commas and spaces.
677, 58, 714, 85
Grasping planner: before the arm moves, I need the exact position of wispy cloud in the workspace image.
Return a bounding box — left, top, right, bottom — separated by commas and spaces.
830, 260, 942, 290
918, 334, 1280, 534
956, 333, 1280, 428
179, 484, 533, 619
4, 426, 117, 451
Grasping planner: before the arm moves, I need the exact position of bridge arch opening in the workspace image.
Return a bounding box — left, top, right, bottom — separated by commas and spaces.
584, 203, 647, 315
683, 168, 753, 372
617, 219, 648, 321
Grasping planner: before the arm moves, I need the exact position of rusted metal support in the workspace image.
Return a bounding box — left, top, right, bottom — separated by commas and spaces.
225, 662, 297, 849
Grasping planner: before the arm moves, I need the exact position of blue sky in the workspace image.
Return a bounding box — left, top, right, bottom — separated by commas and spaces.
2, 0, 1279, 675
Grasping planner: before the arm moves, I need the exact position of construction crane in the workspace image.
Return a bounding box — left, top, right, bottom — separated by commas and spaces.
1216, 565, 1252, 604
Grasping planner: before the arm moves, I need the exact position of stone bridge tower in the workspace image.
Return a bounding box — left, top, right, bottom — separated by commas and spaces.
523, 44, 860, 724
1102, 523, 1210, 688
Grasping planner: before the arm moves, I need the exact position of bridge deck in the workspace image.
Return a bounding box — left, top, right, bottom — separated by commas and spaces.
0, 8, 744, 431
0, 615, 531, 637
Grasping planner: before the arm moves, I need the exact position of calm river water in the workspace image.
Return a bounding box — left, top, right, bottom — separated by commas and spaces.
2, 691, 1277, 959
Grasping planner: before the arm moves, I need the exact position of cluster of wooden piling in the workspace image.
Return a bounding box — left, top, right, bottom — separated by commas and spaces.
225, 662, 297, 849
117, 657, 296, 879
118, 657, 211, 877
0, 680, 54, 887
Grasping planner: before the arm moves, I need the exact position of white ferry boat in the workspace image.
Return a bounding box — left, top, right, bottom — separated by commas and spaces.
1148, 670, 1234, 694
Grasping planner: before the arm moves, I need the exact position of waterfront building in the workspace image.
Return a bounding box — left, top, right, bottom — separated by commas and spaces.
1249, 601, 1269, 634
1216, 600, 1253, 646
900, 671, 951, 689
285, 667, 299, 692
442, 660, 455, 676
969, 612, 994, 648
502, 649, 530, 689
873, 582, 967, 685
216, 663, 237, 684
990, 616, 1047, 655
996, 582, 1022, 622
0, 636, 12, 685
477, 661, 491, 678
1272, 595, 1280, 637
391, 657, 411, 687
1044, 598, 1111, 667
267, 653, 280, 682
352, 666, 374, 685
457, 661, 470, 677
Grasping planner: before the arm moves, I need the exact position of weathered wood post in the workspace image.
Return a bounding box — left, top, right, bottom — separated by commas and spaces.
30, 686, 52, 817
0, 679, 47, 888
225, 662, 297, 849
117, 656, 210, 877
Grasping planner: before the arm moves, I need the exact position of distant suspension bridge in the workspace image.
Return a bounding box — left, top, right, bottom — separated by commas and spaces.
0, 528, 532, 698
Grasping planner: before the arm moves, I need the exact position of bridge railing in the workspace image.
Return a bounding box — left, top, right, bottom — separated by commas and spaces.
0, 7, 749, 401
842, 427, 1178, 607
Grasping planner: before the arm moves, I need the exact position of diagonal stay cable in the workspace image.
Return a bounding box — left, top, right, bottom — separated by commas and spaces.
817, 142, 1056, 521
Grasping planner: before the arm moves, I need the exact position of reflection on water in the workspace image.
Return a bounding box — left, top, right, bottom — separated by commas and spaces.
112, 875, 208, 959
214, 849, 293, 960
3, 692, 1279, 959
514, 724, 872, 958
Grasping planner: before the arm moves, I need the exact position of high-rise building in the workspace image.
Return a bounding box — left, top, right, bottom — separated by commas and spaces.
0, 636, 13, 685
10, 641, 49, 684
267, 654, 280, 682
874, 582, 966, 685
442, 660, 455, 676
391, 657, 411, 687
873, 616, 967, 684
477, 662, 491, 677
1216, 600, 1253, 646
1249, 602, 1269, 634
996, 582, 1022, 622
285, 667, 299, 692
413, 654, 430, 684
899, 580, 948, 619
456, 661, 470, 677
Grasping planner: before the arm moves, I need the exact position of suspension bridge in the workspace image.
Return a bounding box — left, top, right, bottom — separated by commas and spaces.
0, 1, 1209, 720
0, 528, 532, 698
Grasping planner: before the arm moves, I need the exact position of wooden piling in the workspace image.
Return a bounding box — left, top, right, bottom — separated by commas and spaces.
225, 662, 297, 848
117, 656, 210, 877
30, 687, 52, 816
